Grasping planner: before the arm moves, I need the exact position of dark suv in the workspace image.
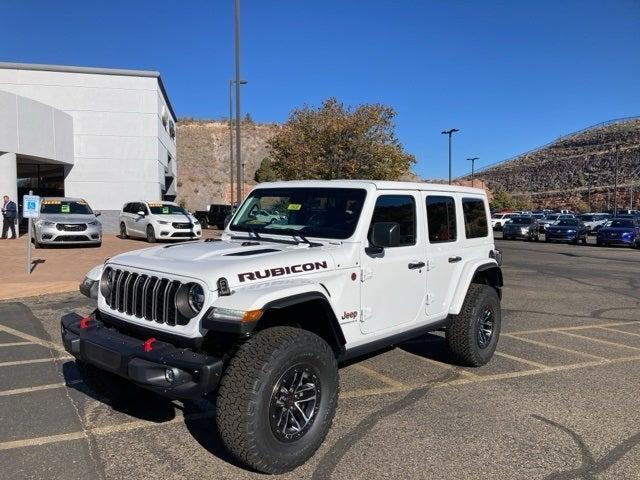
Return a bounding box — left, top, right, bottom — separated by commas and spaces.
194, 204, 233, 229
502, 216, 540, 241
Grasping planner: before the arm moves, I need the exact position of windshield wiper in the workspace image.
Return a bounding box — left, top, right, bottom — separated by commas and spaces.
245, 223, 262, 240
265, 227, 321, 247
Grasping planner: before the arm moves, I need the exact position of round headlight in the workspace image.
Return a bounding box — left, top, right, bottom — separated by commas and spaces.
100, 267, 114, 298
188, 283, 205, 313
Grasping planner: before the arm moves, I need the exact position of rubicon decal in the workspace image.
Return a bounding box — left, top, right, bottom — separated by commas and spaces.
238, 261, 328, 282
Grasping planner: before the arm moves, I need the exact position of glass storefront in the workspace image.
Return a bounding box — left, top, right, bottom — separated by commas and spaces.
17, 163, 65, 199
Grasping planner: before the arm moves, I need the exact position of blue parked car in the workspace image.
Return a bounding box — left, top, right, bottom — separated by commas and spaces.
596, 217, 640, 248
545, 218, 588, 244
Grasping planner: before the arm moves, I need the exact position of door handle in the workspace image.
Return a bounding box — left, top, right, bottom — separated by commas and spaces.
448, 256, 462, 263
408, 261, 425, 270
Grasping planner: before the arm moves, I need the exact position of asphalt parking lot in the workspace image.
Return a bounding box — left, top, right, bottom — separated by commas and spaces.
0, 238, 639, 479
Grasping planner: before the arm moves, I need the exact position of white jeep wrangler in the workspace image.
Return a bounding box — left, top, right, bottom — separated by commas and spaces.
63, 180, 503, 474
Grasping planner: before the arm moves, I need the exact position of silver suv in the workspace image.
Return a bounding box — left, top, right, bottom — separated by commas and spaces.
33, 197, 102, 248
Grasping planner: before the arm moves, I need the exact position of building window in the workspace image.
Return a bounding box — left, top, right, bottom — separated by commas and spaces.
426, 196, 457, 243
462, 198, 488, 238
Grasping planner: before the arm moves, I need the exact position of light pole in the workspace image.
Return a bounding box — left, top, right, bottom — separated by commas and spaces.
466, 157, 478, 187
234, 0, 243, 206
441, 128, 459, 185
613, 144, 620, 216
228, 79, 247, 205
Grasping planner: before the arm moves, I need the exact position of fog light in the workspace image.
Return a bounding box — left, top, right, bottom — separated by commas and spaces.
165, 368, 175, 383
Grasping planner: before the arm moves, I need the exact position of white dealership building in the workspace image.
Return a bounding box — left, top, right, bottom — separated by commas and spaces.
0, 62, 177, 232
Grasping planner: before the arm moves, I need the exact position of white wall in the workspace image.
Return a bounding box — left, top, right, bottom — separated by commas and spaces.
0, 67, 177, 212
0, 153, 17, 235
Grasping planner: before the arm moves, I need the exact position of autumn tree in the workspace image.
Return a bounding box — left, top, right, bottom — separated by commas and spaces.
254, 158, 278, 182
265, 98, 415, 180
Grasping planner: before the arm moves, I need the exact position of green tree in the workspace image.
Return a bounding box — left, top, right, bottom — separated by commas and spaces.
266, 98, 415, 180
490, 188, 516, 211
254, 158, 278, 183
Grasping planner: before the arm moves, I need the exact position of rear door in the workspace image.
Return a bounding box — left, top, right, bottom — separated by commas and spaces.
424, 194, 465, 317
359, 192, 427, 334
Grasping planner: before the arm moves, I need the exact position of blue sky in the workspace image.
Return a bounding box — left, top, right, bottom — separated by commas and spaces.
3, 0, 639, 179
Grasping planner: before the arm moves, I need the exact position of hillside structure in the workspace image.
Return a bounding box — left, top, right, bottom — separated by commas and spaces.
0, 62, 177, 232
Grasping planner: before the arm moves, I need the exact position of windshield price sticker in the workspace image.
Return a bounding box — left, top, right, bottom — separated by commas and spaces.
61, 204, 70, 213
288, 204, 302, 211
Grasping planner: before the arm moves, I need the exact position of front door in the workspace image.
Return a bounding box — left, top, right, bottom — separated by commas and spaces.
360, 193, 426, 334
424, 194, 464, 317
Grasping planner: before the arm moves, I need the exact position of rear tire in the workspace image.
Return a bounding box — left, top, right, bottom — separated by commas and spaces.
216, 326, 339, 474
200, 218, 209, 229
146, 225, 157, 243
446, 284, 501, 367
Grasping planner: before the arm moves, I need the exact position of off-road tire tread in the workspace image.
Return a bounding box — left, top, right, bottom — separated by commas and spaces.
446, 284, 500, 367
216, 326, 338, 474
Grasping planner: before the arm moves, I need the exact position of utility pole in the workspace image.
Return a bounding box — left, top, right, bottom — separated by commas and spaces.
228, 80, 234, 205
466, 157, 478, 187
613, 144, 620, 216
234, 0, 242, 206
585, 172, 591, 211
441, 128, 459, 185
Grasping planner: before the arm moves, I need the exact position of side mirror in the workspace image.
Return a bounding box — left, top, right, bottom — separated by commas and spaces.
137, 211, 146, 216
367, 222, 400, 254
95, 211, 101, 217
223, 214, 232, 229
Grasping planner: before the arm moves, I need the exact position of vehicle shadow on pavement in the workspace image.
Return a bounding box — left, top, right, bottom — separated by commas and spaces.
398, 333, 461, 365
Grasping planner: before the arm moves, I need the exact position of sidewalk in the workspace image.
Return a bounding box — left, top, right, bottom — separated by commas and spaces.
0, 231, 219, 300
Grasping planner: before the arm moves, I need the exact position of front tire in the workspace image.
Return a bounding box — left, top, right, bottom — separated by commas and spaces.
216, 326, 339, 474
146, 225, 157, 243
446, 284, 501, 367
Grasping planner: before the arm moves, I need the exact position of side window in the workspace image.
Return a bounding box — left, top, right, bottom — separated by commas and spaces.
141, 203, 149, 215
462, 198, 488, 238
369, 195, 416, 246
123, 203, 132, 213
426, 196, 457, 243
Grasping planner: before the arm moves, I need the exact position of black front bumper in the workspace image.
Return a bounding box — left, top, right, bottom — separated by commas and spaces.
61, 312, 223, 399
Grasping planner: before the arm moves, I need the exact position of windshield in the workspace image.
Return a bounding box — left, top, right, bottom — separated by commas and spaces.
230, 188, 367, 239
41, 200, 93, 215
532, 214, 545, 219
491, 214, 505, 219
607, 219, 634, 228
546, 215, 559, 221
557, 219, 579, 226
508, 216, 533, 224
149, 204, 186, 215
579, 215, 596, 221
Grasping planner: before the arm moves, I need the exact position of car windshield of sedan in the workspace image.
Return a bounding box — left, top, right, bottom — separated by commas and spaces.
607, 219, 634, 228
41, 200, 93, 215
149, 204, 187, 215
508, 216, 533, 224
230, 187, 367, 239
545, 215, 559, 221
557, 219, 579, 226
579, 215, 597, 221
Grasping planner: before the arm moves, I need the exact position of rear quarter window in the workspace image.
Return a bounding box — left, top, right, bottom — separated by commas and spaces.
462, 198, 489, 238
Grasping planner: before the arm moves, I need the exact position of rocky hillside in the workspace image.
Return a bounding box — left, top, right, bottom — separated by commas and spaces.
176, 119, 279, 210
469, 118, 640, 210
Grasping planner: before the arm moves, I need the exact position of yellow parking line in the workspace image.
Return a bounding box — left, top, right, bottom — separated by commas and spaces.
351, 364, 406, 388
501, 333, 607, 360
507, 320, 637, 336
0, 341, 33, 347
0, 357, 73, 368
0, 380, 82, 397
0, 431, 87, 450
598, 326, 640, 338
556, 330, 640, 351
494, 351, 550, 370
0, 324, 66, 353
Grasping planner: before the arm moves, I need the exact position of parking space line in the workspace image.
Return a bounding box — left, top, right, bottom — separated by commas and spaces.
494, 351, 550, 370
501, 333, 607, 360
506, 320, 637, 337
3, 354, 640, 451
556, 330, 640, 351
0, 324, 67, 354
0, 341, 34, 347
598, 326, 640, 338
0, 380, 82, 397
0, 357, 73, 368
351, 364, 406, 388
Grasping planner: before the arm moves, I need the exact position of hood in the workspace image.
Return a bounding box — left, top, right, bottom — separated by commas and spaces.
152, 214, 196, 223
107, 239, 339, 290
598, 227, 636, 234
548, 225, 579, 231
39, 213, 98, 223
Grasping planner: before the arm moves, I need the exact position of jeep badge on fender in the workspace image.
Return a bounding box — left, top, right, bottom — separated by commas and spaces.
63, 180, 503, 474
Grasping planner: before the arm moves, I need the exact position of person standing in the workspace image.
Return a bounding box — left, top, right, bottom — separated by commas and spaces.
1, 195, 18, 239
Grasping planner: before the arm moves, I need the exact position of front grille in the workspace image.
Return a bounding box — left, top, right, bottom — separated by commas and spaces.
56, 223, 87, 231
54, 235, 90, 242
103, 267, 193, 326
171, 232, 196, 237
172, 222, 192, 229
